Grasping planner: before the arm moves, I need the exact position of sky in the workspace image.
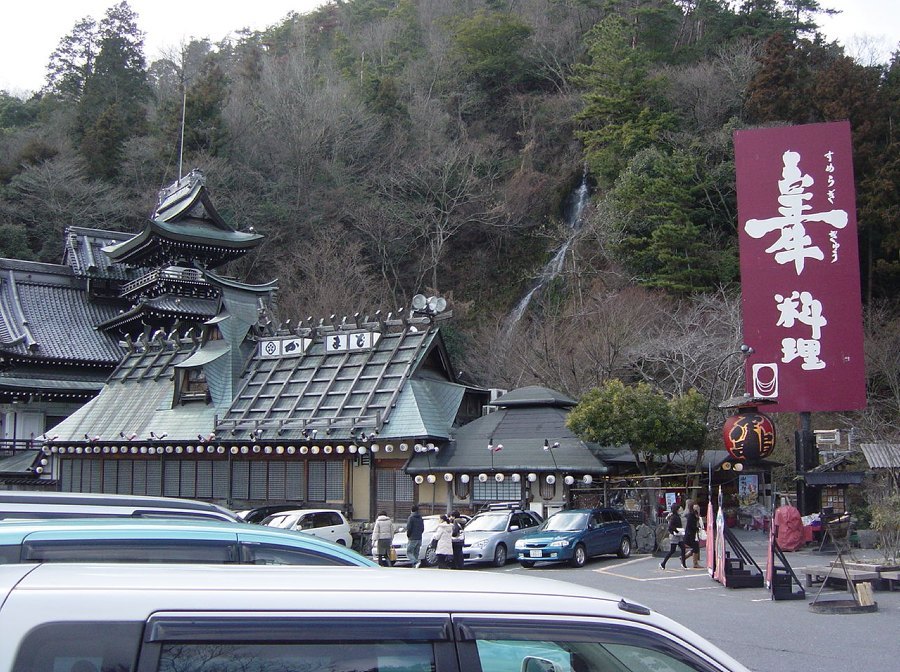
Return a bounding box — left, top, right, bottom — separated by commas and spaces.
0, 1, 898, 96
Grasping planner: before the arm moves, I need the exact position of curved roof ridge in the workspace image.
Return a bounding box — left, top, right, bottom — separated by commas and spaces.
491, 385, 576, 408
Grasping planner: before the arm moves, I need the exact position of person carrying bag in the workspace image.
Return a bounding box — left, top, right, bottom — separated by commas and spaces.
659, 503, 687, 570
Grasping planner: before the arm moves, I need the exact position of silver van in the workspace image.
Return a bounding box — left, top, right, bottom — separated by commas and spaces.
0, 490, 240, 523
0, 564, 750, 672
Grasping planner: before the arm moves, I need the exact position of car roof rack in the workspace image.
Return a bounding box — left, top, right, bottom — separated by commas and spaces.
483, 502, 524, 512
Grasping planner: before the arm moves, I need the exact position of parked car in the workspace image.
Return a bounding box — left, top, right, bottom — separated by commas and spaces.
0, 564, 751, 672
237, 504, 304, 524
0, 518, 376, 566
390, 514, 471, 566
0, 490, 241, 523
515, 508, 632, 568
261, 508, 353, 546
462, 506, 543, 566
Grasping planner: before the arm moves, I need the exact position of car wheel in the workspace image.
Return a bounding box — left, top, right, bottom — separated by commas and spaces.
570, 544, 587, 568
424, 545, 437, 567
492, 544, 507, 567
520, 560, 536, 568
617, 536, 631, 558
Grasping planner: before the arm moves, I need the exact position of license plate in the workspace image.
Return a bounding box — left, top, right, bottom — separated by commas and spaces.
529, 550, 542, 558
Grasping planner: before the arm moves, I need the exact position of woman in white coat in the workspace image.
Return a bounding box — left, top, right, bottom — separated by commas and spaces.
432, 514, 454, 569
371, 511, 394, 566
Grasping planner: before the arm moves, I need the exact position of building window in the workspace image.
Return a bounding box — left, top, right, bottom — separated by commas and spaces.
178, 367, 209, 403
473, 479, 521, 502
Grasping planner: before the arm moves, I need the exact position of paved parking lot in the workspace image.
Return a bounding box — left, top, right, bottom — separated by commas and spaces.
467, 528, 900, 671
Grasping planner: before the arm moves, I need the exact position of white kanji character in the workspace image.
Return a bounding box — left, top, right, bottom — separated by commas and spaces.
782, 337, 826, 370
774, 291, 827, 339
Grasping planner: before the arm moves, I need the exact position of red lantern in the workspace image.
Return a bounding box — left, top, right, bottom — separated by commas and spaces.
722, 412, 776, 462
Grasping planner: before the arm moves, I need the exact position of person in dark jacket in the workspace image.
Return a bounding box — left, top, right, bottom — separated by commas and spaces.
683, 502, 702, 568
405, 505, 425, 567
450, 510, 466, 569
659, 503, 687, 570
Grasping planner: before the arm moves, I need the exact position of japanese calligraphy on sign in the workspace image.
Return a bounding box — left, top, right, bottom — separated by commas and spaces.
734, 121, 866, 413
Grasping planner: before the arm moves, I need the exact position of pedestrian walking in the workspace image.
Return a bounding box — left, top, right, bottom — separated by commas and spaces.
371, 510, 394, 567
450, 510, 466, 569
659, 503, 687, 570
432, 514, 454, 568
405, 505, 425, 567
684, 502, 702, 569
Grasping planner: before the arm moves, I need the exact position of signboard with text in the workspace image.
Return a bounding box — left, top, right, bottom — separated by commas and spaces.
734, 121, 866, 413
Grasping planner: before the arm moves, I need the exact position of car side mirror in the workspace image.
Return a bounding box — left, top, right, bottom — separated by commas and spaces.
509, 525, 519, 531
522, 657, 559, 672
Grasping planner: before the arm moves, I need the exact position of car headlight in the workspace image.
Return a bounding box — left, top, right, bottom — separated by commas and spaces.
514, 540, 527, 549
548, 540, 570, 547
470, 539, 488, 549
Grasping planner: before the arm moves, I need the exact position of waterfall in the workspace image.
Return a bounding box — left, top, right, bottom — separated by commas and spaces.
506, 170, 590, 328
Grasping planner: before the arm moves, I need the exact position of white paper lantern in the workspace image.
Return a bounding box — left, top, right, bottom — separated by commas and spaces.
511, 473, 521, 482
370, 444, 380, 452
348, 444, 358, 453
300, 446, 309, 454
478, 473, 488, 482
311, 445, 320, 454
546, 474, 556, 485
460, 474, 470, 483
527, 473, 537, 482
384, 444, 394, 452
444, 473, 454, 481
426, 474, 436, 483
583, 475, 593, 484
399, 443, 409, 451
323, 445, 332, 454
564, 475, 575, 485
287, 446, 296, 454
336, 445, 345, 454
495, 473, 505, 482
358, 446, 367, 454
414, 475, 424, 484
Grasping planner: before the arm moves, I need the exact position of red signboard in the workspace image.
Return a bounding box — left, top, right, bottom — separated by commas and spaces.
734, 121, 866, 413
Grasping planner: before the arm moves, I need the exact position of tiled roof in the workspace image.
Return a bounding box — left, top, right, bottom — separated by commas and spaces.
219, 325, 452, 441
63, 227, 141, 281
406, 402, 608, 474
385, 379, 467, 439
492, 386, 577, 408
48, 339, 217, 442
97, 296, 218, 330
0, 259, 123, 363
860, 443, 900, 469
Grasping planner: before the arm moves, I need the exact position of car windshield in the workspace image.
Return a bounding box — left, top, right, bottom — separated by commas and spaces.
262, 514, 293, 527
541, 512, 589, 532
465, 514, 508, 532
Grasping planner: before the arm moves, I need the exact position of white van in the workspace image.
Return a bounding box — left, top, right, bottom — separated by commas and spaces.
0, 564, 750, 672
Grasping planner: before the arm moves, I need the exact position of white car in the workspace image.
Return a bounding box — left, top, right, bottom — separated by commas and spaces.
0, 564, 751, 672
391, 514, 470, 566
261, 508, 352, 546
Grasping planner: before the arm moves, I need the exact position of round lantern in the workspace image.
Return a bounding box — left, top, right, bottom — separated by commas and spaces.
722, 411, 776, 462
495, 473, 505, 482
583, 475, 593, 485
478, 473, 488, 482
444, 473, 454, 482
545, 475, 556, 485
527, 473, 537, 482
460, 474, 470, 483
426, 474, 436, 483
564, 475, 575, 485
511, 473, 521, 483
414, 475, 424, 484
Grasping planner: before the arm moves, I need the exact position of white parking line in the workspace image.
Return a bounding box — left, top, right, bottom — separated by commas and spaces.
593, 558, 712, 582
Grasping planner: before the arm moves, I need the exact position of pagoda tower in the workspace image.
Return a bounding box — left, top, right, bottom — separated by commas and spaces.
98, 170, 263, 337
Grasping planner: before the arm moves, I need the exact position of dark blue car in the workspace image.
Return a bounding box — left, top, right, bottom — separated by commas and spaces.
514, 508, 632, 568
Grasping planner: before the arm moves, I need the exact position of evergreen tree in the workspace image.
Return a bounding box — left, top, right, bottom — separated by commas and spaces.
74, 1, 150, 179
574, 16, 676, 186
44, 17, 99, 100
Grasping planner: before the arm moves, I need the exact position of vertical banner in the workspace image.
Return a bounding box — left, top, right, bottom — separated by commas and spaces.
734, 121, 866, 413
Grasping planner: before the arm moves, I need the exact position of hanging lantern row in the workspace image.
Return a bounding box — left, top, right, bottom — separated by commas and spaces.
414, 473, 595, 485
47, 442, 412, 456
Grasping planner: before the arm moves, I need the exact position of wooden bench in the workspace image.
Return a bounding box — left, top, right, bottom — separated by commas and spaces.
880, 570, 900, 591
803, 566, 880, 588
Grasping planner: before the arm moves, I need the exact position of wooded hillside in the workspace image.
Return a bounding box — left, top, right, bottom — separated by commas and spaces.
1, 0, 897, 440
